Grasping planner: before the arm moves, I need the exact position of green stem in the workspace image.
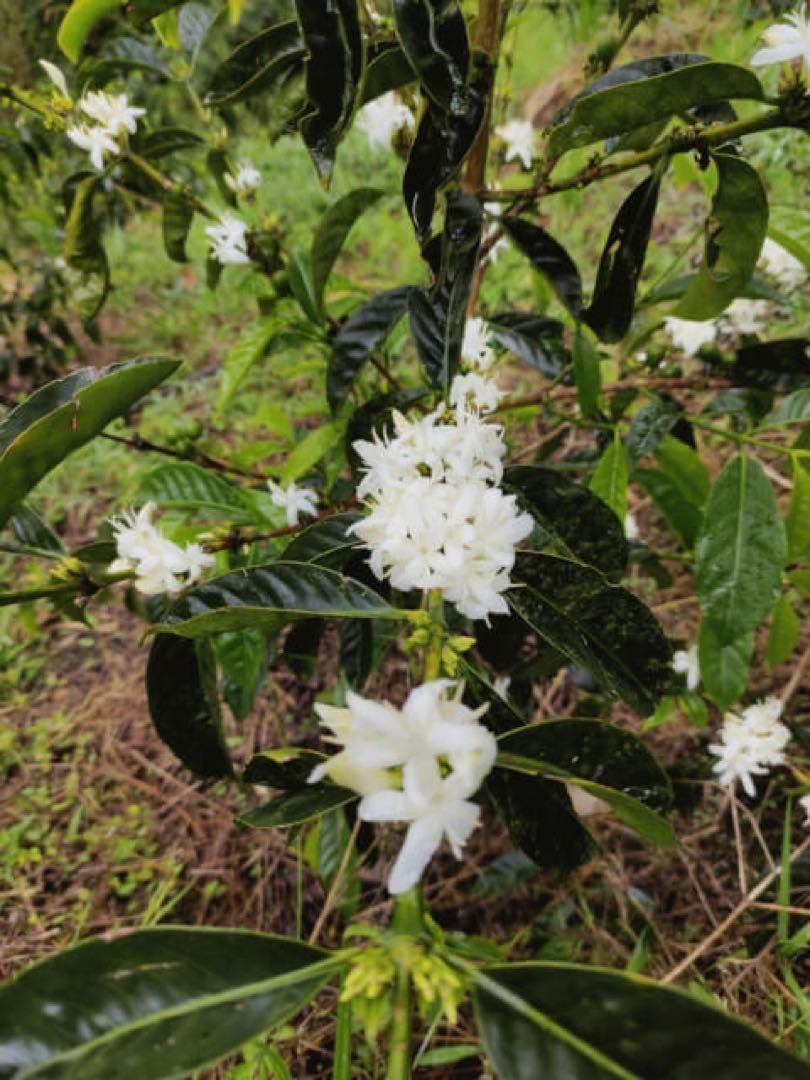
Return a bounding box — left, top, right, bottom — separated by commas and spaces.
386, 888, 424, 1080
423, 589, 445, 681
689, 415, 804, 459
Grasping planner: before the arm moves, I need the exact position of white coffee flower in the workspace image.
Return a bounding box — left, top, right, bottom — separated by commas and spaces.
80, 91, 145, 137
495, 118, 535, 170
461, 317, 496, 371
66, 124, 119, 171
39, 59, 70, 99
356, 91, 414, 151
663, 316, 718, 356
758, 238, 806, 290
721, 298, 769, 336
205, 214, 250, 265
709, 696, 790, 796
493, 675, 511, 701
224, 163, 261, 197
450, 372, 502, 415
751, 8, 810, 70
108, 503, 214, 596
672, 644, 700, 692
799, 793, 810, 828
268, 480, 318, 527
624, 513, 640, 541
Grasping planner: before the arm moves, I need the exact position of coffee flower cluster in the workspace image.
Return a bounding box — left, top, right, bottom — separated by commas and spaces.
109, 503, 214, 596
67, 91, 145, 171
309, 680, 496, 893
709, 697, 791, 796
350, 332, 531, 622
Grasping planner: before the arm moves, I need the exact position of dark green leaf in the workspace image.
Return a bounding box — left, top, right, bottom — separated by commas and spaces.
359, 43, 416, 105
473, 850, 539, 897
147, 635, 232, 778
487, 312, 568, 379
281, 512, 362, 568
504, 464, 627, 579
206, 20, 305, 107
58, 0, 122, 61
695, 454, 787, 644
153, 561, 398, 638
244, 748, 325, 789
162, 191, 194, 263
676, 154, 768, 321
240, 784, 357, 828
473, 962, 809, 1080
132, 127, 204, 160
548, 61, 764, 158
500, 216, 582, 319
698, 622, 753, 711
0, 928, 337, 1079
8, 505, 62, 553
765, 593, 800, 669
728, 339, 810, 393
393, 0, 469, 111
626, 398, 682, 462
584, 171, 662, 343
311, 188, 384, 315
328, 287, 412, 409
635, 467, 703, 548
294, 0, 364, 183
509, 553, 671, 715
139, 462, 254, 520
340, 618, 375, 688
0, 358, 179, 529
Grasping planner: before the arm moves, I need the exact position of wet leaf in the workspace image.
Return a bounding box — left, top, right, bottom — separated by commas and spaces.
500, 216, 582, 319
206, 20, 304, 107
392, 0, 469, 111
328, 287, 412, 410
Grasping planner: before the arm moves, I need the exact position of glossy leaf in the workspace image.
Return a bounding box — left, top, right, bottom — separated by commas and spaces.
626, 398, 682, 462
311, 188, 384, 315
240, 784, 357, 828
699, 622, 753, 711
281, 512, 362, 568
509, 553, 671, 715
500, 216, 583, 319
0, 928, 338, 1079
729, 338, 810, 393
328, 286, 412, 409
139, 462, 253, 520
58, 0, 121, 61
161, 190, 193, 263
589, 431, 628, 522
473, 962, 809, 1080
766, 593, 800, 670
572, 326, 601, 416
392, 0, 469, 111
487, 312, 568, 378
585, 171, 662, 343
548, 61, 764, 158
216, 628, 268, 721
504, 464, 627, 580
786, 463, 810, 561
244, 748, 325, 790
695, 454, 787, 644
8, 506, 62, 553
294, 0, 364, 183
146, 634, 232, 778
655, 435, 710, 507
153, 561, 398, 638
759, 389, 810, 430
0, 358, 179, 529
676, 154, 768, 321
635, 467, 703, 548
359, 43, 416, 105
206, 20, 304, 107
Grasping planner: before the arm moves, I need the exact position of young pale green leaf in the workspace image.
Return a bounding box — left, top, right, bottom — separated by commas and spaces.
548, 61, 763, 158
729, 338, 810, 393
509, 553, 671, 715
504, 464, 627, 580
473, 962, 809, 1080
584, 170, 662, 343
139, 462, 254, 520
311, 188, 384, 315
635, 467, 703, 548
0, 358, 179, 529
146, 635, 232, 778
765, 593, 800, 670
216, 314, 311, 416
698, 621, 753, 711
572, 326, 601, 416
786, 463, 810, 561
655, 435, 711, 507
206, 20, 305, 107
328, 286, 412, 410
392, 0, 469, 111
500, 217, 583, 320
486, 313, 569, 379
0, 928, 339, 1080
153, 561, 398, 638
676, 154, 768, 321
240, 784, 357, 828
287, 249, 323, 326
294, 0, 364, 184
280, 511, 362, 568
58, 0, 122, 61
278, 420, 346, 484
589, 431, 628, 522
162, 190, 194, 263
695, 454, 787, 644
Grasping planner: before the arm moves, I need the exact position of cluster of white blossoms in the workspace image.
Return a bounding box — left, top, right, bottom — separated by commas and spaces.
758, 238, 807, 291
268, 480, 318, 527
356, 91, 415, 152
672, 644, 700, 692
663, 316, 718, 357
751, 7, 810, 71
205, 213, 250, 265
494, 118, 535, 170
351, 327, 532, 622
309, 680, 496, 893
66, 90, 145, 171
721, 298, 769, 336
709, 697, 791, 797
109, 503, 214, 596
224, 162, 261, 197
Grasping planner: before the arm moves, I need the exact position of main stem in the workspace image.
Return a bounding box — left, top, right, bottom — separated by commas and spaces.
462, 0, 502, 195
386, 888, 425, 1080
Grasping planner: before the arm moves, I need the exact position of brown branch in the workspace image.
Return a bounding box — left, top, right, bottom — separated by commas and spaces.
101, 432, 268, 481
